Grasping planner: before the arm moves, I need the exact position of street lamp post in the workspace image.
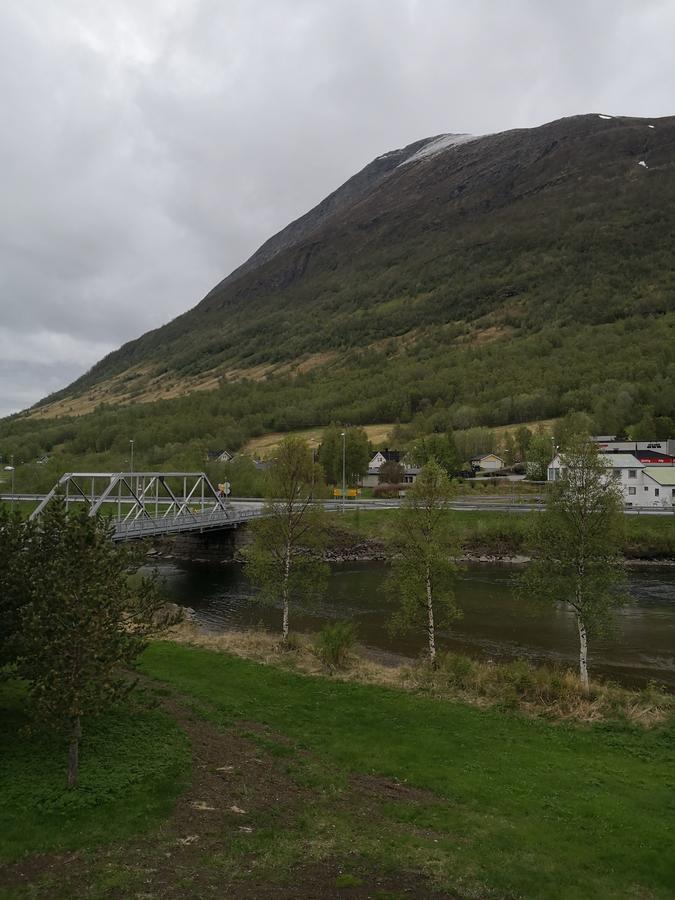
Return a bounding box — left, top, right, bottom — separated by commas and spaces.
129, 439, 135, 473
340, 431, 346, 513
4, 464, 15, 508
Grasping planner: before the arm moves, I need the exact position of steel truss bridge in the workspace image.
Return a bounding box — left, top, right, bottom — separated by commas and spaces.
29, 472, 261, 541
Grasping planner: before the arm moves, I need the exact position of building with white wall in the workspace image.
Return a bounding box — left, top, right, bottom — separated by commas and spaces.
368, 449, 404, 470
591, 437, 675, 461
548, 453, 675, 509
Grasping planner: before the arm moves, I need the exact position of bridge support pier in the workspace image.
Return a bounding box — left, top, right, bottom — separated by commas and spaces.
160, 525, 252, 564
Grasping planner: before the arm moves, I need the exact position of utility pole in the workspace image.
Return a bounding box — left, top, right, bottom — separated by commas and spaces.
4, 456, 15, 508
341, 431, 346, 513
129, 440, 134, 475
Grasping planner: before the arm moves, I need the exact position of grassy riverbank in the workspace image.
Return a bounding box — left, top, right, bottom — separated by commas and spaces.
337, 508, 675, 560
2, 641, 674, 898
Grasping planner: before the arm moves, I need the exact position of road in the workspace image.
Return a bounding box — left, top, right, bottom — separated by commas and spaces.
2, 493, 672, 516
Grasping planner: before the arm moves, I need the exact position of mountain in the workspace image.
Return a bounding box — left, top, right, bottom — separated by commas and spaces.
4, 113, 675, 474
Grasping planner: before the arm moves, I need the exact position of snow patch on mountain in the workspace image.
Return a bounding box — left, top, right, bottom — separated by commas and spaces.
400, 133, 479, 166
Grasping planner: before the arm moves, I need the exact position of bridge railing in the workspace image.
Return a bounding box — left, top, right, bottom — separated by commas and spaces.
110, 505, 262, 540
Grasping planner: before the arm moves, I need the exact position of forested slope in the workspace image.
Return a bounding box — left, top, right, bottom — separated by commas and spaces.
2, 113, 674, 474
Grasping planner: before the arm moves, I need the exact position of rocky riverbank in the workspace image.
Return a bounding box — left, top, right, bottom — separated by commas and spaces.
148, 536, 671, 567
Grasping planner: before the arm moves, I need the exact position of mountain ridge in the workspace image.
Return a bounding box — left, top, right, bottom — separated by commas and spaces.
4, 112, 674, 478
34, 111, 673, 415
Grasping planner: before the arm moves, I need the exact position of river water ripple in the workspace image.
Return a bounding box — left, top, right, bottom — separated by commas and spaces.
153, 559, 675, 689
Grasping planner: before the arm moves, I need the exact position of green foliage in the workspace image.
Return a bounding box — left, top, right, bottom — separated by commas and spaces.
377, 459, 404, 484
317, 424, 370, 485
520, 438, 627, 688
13, 500, 179, 785
0, 680, 189, 861
0, 506, 30, 667
552, 410, 594, 450
3, 119, 675, 487
386, 461, 460, 664
526, 428, 555, 480
407, 430, 461, 474
313, 621, 359, 671
243, 437, 328, 641
218, 454, 267, 497
439, 652, 476, 689
2, 312, 674, 493
514, 425, 533, 461
452, 426, 497, 463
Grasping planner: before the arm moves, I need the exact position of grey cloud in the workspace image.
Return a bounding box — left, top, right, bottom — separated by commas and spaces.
1, 0, 674, 416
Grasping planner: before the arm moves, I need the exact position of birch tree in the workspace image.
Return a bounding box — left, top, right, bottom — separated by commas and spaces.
520, 437, 626, 692
16, 499, 178, 787
386, 460, 459, 667
244, 437, 328, 644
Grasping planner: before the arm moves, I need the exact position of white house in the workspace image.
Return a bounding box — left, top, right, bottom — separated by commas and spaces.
368, 449, 404, 470
641, 466, 675, 508
361, 463, 420, 489
206, 448, 233, 463
548, 452, 675, 508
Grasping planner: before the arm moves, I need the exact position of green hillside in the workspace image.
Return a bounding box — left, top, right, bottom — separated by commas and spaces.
2, 113, 674, 477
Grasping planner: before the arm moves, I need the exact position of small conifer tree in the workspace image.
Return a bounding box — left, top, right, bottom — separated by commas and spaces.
16, 500, 177, 787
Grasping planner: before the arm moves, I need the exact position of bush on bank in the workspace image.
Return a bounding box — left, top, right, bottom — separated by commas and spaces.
167, 623, 673, 727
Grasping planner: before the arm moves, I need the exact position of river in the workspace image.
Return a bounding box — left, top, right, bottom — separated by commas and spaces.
153, 559, 675, 689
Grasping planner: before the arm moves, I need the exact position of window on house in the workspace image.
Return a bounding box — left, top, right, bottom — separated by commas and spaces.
628, 487, 636, 495
628, 470, 637, 478
612, 470, 621, 479
655, 489, 660, 497
644, 486, 649, 491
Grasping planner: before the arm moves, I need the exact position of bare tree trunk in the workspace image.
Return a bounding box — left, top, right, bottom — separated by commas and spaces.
575, 554, 590, 694
281, 540, 291, 644
425, 563, 436, 668
67, 715, 81, 789
576, 615, 589, 694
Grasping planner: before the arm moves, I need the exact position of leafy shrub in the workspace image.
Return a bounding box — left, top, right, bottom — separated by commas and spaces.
314, 622, 358, 671
440, 652, 476, 689
373, 484, 401, 499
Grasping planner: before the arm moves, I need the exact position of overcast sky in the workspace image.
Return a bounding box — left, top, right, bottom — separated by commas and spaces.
1, 0, 674, 417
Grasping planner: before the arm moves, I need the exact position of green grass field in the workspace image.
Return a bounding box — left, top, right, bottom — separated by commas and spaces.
340, 507, 675, 559
2, 643, 674, 897
138, 643, 674, 899
0, 679, 189, 863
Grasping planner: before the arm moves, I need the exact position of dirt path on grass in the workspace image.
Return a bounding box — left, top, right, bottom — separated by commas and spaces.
1, 693, 459, 899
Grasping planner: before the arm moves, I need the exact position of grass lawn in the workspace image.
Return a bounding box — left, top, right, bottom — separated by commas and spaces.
0, 500, 38, 518
0, 679, 189, 863
137, 643, 675, 899
340, 508, 675, 559
2, 643, 674, 897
